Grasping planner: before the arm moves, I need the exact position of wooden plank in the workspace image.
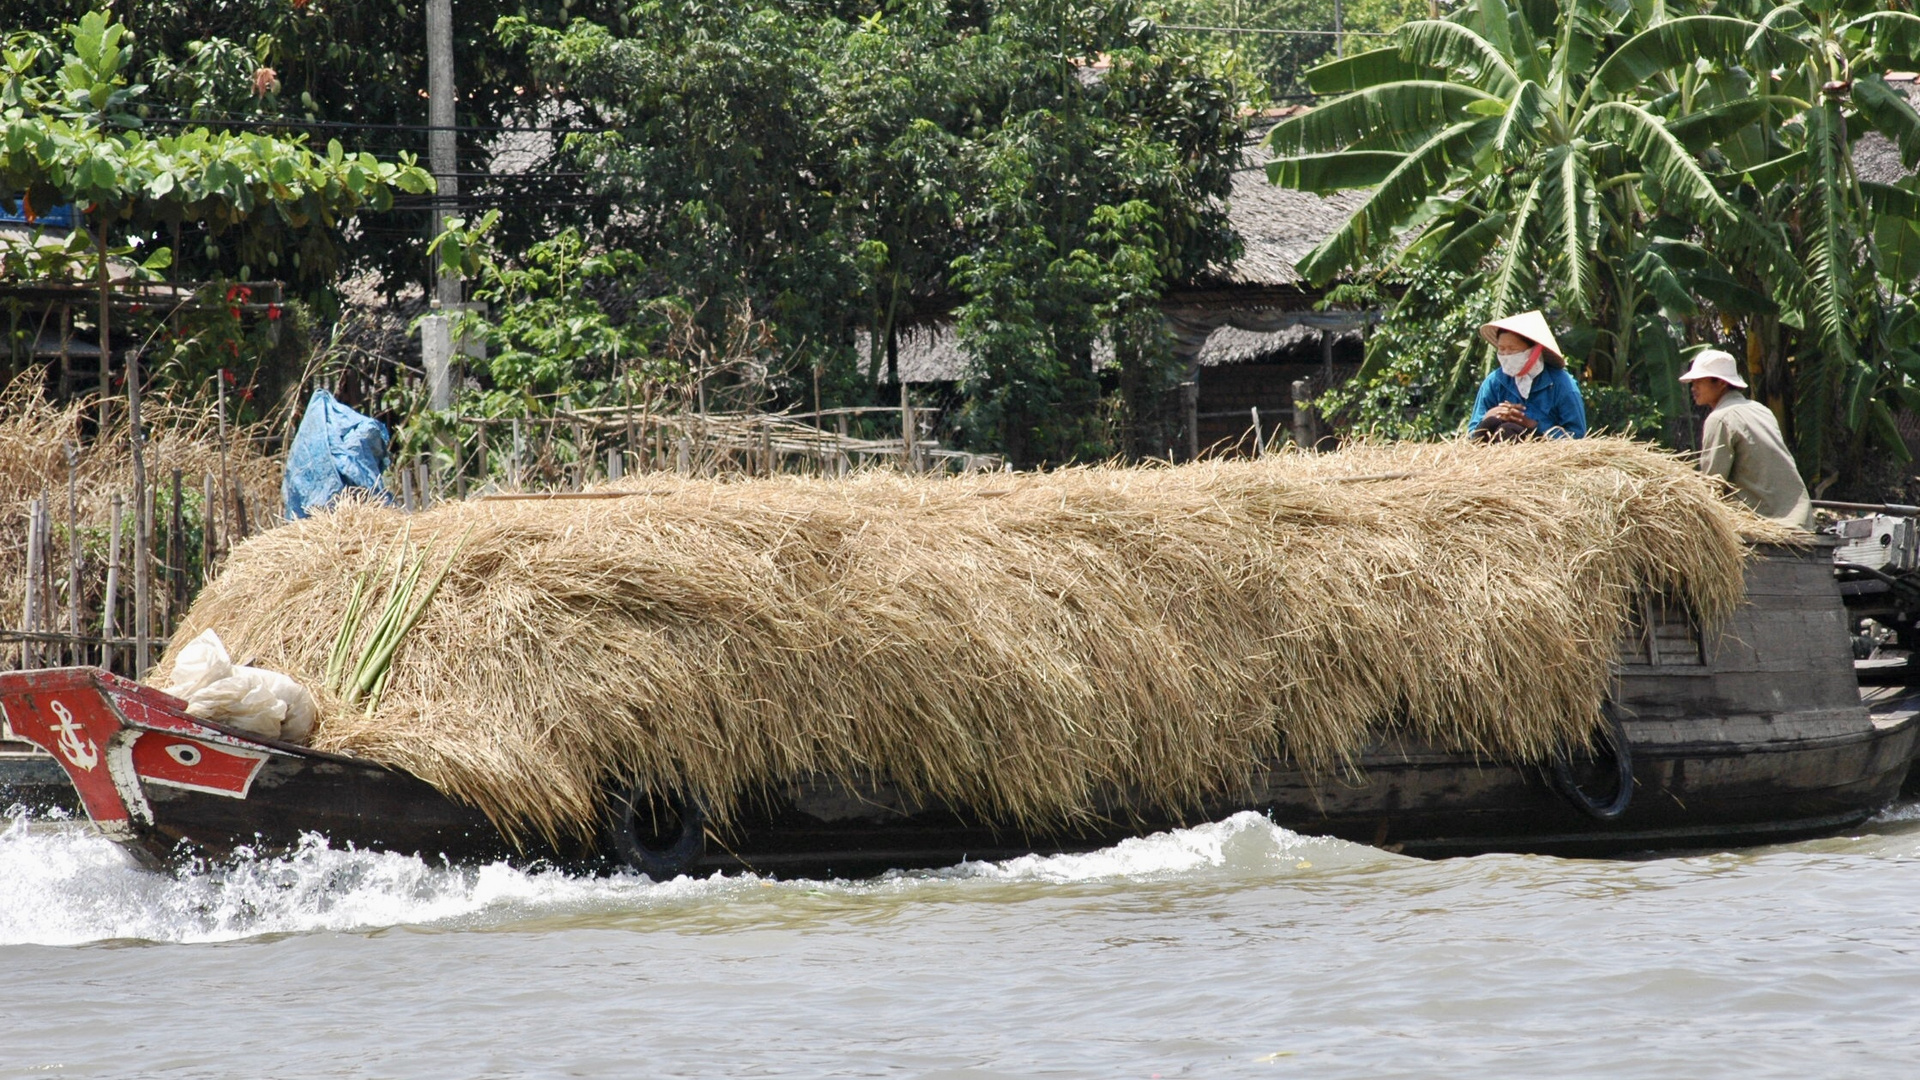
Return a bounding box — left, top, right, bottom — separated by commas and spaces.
1620, 670, 1860, 716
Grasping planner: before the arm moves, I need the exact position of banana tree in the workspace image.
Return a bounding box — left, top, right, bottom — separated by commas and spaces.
1588, 1, 1920, 476
1266, 0, 1765, 426
1268, 0, 1920, 475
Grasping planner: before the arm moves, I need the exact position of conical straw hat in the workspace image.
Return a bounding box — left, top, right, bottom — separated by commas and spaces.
1479, 310, 1563, 360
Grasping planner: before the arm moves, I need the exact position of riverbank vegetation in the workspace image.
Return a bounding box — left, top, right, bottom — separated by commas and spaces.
1278, 0, 1920, 492
11, 2, 1920, 484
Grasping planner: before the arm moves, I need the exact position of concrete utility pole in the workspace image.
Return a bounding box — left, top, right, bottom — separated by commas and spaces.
423, 0, 459, 410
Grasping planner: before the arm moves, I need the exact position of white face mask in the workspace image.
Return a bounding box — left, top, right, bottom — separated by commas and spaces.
1497, 347, 1543, 398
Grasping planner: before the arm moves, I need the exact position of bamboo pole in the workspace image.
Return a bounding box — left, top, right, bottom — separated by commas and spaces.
416, 452, 431, 510
169, 468, 185, 632
57, 305, 71, 399
1251, 407, 1265, 458
900, 384, 914, 473
22, 496, 41, 668
626, 382, 640, 475
66, 444, 81, 664
103, 494, 121, 672
216, 373, 232, 555
511, 418, 524, 489
137, 479, 152, 673
1291, 379, 1315, 451
41, 495, 53, 661
202, 472, 217, 583
233, 478, 250, 541
96, 219, 112, 434
572, 419, 587, 489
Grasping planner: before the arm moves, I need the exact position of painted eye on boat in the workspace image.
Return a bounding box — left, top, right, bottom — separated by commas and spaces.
166, 744, 203, 767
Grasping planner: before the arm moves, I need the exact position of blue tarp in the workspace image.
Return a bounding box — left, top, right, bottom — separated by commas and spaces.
282, 389, 392, 520
0, 201, 75, 229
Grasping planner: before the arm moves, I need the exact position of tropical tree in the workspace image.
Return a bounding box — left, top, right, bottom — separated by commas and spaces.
1585, 1, 1920, 478
5, 0, 631, 295
1267, 0, 1769, 428
0, 11, 432, 398
1, 13, 431, 286
502, 0, 1244, 466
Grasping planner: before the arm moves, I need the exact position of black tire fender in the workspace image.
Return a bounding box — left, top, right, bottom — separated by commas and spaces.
1551, 705, 1634, 821
606, 782, 707, 878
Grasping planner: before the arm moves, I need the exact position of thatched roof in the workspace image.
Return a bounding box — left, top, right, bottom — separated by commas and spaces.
1855, 73, 1920, 187
1199, 324, 1364, 367
163, 438, 1790, 846
1211, 139, 1366, 288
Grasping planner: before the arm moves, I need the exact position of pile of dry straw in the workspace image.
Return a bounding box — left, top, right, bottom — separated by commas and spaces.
0, 374, 280, 623
163, 437, 1795, 845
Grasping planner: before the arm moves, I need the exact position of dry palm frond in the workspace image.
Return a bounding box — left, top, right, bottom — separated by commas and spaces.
162, 437, 1797, 846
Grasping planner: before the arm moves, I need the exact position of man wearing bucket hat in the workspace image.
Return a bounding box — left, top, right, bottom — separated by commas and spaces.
1679, 349, 1812, 528
1468, 311, 1588, 440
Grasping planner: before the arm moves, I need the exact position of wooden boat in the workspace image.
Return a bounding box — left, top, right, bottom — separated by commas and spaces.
2, 540, 1913, 875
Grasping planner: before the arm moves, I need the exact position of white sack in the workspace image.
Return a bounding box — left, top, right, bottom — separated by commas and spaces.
166, 629, 319, 743
183, 672, 286, 738
238, 666, 318, 744
165, 629, 233, 699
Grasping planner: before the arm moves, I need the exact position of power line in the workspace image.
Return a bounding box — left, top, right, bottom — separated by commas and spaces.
139, 113, 611, 136
1161, 24, 1390, 37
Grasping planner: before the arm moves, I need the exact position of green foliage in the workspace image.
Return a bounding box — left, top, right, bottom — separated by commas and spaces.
507, 0, 1245, 466
1313, 269, 1488, 439
1581, 382, 1665, 440
0, 12, 431, 290
3, 0, 633, 294
451, 227, 668, 416
1269, 0, 1920, 485
1156, 0, 1435, 101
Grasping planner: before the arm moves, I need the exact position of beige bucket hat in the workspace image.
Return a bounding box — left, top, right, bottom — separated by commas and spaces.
1677, 348, 1748, 388
1479, 310, 1563, 360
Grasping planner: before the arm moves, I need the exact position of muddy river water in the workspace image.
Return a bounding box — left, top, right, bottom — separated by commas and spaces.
5, 804, 1920, 1078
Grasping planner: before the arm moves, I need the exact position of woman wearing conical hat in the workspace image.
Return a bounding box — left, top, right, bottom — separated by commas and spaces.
1467, 311, 1588, 441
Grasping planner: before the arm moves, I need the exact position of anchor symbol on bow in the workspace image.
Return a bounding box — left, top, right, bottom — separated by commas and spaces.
48, 700, 98, 772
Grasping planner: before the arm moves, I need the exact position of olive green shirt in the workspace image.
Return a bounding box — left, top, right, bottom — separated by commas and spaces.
1699, 391, 1813, 529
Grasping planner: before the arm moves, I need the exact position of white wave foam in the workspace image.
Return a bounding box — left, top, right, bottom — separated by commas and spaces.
929, 811, 1389, 883
0, 808, 1390, 946
1870, 799, 1920, 824
0, 808, 715, 946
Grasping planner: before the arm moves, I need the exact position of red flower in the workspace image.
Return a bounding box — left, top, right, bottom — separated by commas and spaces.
220, 367, 236, 384
267, 304, 282, 320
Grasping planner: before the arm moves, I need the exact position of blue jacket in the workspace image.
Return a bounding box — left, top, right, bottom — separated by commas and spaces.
1469, 367, 1587, 438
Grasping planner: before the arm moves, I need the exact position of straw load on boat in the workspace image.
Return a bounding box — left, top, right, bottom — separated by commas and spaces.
158, 438, 1795, 846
